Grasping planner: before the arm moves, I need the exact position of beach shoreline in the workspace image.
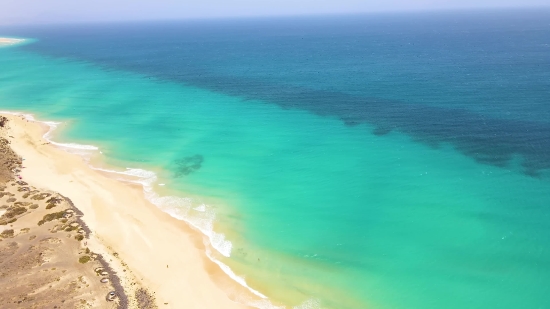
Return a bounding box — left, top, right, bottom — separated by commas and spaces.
0, 38, 25, 47
1, 112, 253, 308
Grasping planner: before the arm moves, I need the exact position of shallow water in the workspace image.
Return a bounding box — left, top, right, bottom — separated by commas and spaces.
1, 10, 550, 309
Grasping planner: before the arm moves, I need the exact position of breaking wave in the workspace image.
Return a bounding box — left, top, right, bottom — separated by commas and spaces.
0, 110, 310, 309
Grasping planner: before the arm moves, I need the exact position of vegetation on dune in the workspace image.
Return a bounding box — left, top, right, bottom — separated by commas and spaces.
78, 255, 91, 264
3, 206, 27, 218
0, 192, 13, 198
65, 225, 78, 232
0, 206, 27, 224
31, 193, 51, 200
135, 288, 158, 309
0, 229, 14, 238
37, 211, 66, 226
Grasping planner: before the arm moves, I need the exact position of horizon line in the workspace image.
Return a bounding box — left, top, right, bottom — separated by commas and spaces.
1, 5, 549, 27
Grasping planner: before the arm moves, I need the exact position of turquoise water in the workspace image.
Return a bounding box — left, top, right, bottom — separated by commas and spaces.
2, 11, 550, 309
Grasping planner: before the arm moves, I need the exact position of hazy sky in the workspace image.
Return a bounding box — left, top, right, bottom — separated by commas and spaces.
1, 0, 549, 25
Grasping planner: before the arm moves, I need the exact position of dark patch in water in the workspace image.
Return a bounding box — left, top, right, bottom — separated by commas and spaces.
173, 155, 204, 177
179, 75, 550, 175
372, 126, 393, 136
14, 17, 550, 176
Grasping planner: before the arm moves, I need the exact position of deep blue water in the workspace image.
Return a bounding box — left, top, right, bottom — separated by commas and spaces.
1, 9, 550, 309
10, 10, 550, 175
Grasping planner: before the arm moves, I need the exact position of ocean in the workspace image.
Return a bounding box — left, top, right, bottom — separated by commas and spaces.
1, 9, 550, 309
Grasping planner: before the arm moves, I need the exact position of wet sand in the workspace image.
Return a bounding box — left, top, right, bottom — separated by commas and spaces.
0, 114, 251, 308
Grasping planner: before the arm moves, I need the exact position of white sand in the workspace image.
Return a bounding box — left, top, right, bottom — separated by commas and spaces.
3, 113, 252, 308
0, 38, 25, 46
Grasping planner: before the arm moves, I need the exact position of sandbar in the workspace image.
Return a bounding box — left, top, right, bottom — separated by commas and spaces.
0, 38, 25, 46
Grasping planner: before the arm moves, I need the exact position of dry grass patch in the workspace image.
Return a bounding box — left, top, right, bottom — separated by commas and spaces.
135, 288, 158, 309
1, 229, 14, 238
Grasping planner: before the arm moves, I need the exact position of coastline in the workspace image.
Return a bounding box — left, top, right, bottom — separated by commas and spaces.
0, 38, 25, 47
2, 113, 253, 308
2, 12, 550, 309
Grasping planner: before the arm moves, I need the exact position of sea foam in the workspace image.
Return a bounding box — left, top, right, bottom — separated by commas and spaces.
0, 110, 296, 309
0, 111, 98, 156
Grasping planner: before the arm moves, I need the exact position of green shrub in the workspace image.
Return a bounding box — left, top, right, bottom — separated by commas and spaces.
37, 211, 65, 226
3, 206, 26, 218
31, 193, 51, 200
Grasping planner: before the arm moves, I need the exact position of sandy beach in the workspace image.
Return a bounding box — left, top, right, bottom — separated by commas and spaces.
0, 38, 25, 46
0, 113, 251, 308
